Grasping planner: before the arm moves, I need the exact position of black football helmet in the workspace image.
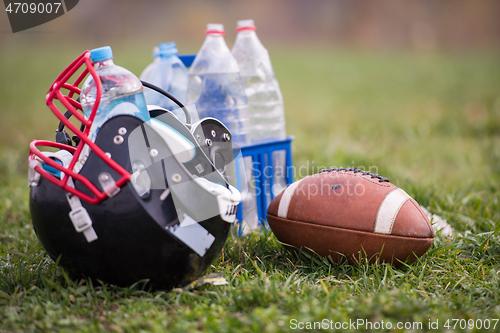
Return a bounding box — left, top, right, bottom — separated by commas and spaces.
28, 51, 243, 289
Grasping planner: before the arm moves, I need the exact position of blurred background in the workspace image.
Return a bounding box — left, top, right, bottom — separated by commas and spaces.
0, 0, 499, 195
1, 0, 500, 50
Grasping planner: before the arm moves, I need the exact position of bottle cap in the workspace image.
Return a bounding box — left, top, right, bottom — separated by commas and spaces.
90, 46, 113, 62
158, 42, 178, 57
236, 19, 256, 31
206, 23, 225, 35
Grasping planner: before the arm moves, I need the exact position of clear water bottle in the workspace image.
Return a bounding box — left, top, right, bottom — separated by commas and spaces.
232, 19, 286, 144
187, 23, 251, 146
81, 46, 150, 142
141, 42, 189, 121
139, 46, 160, 82
232, 20, 288, 233
76, 46, 150, 172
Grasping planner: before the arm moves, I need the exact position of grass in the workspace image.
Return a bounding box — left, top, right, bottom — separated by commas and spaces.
1, 43, 500, 332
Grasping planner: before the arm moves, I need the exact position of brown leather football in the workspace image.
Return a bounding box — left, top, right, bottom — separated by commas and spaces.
267, 168, 434, 267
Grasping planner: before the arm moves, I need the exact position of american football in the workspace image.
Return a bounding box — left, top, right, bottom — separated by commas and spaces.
267, 168, 434, 266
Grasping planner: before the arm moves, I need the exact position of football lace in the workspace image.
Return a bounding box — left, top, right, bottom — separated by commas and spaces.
318, 168, 390, 183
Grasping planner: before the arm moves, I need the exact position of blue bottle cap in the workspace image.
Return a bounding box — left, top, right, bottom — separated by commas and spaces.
90, 46, 113, 62
158, 42, 178, 57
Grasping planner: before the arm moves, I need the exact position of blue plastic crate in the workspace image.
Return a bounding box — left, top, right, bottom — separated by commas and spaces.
237, 137, 295, 230
178, 54, 294, 232
178, 54, 196, 67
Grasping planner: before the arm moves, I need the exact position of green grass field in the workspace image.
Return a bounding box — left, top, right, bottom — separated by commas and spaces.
0, 44, 500, 332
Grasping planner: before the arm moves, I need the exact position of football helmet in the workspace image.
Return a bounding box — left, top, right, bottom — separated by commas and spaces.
28, 51, 243, 289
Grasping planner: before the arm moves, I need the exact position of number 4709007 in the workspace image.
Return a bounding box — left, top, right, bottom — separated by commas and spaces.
444, 319, 498, 330
5, 2, 62, 14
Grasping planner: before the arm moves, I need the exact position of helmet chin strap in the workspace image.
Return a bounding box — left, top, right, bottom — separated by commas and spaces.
66, 177, 98, 243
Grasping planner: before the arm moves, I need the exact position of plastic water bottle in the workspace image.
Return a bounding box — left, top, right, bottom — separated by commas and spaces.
81, 46, 150, 140
77, 46, 150, 172
232, 19, 286, 144
186, 23, 251, 146
139, 46, 160, 82
232, 20, 288, 233
141, 42, 189, 121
